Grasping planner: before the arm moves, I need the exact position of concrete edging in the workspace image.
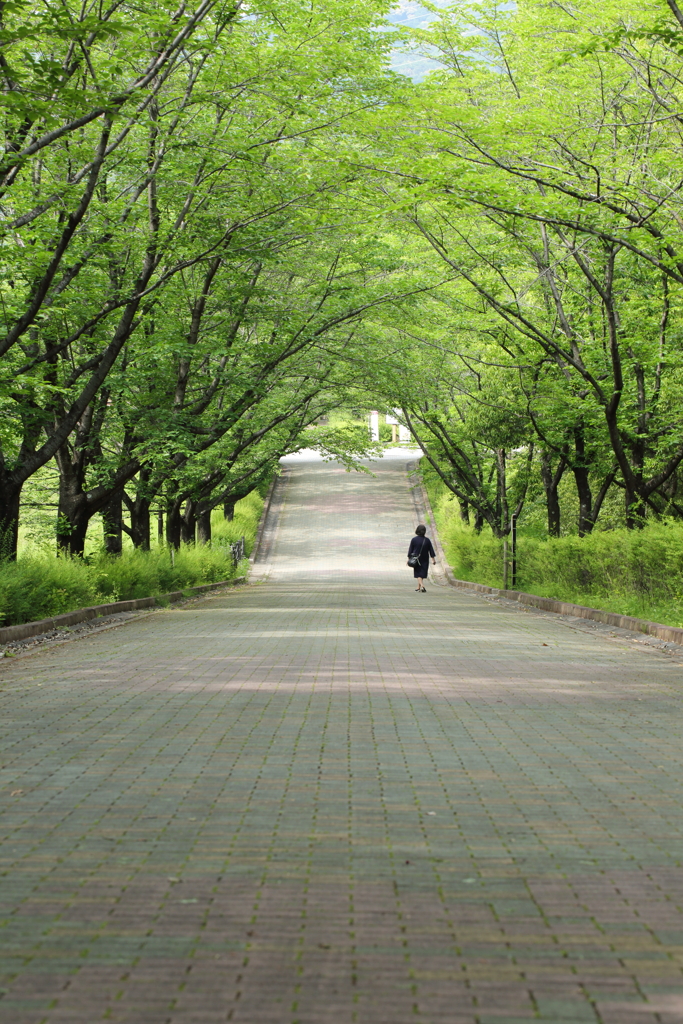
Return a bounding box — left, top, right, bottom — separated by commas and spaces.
412, 464, 683, 648
250, 473, 280, 565
250, 467, 290, 568
0, 576, 246, 645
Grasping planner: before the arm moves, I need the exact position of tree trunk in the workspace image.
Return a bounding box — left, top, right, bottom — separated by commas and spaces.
223, 500, 235, 521
130, 495, 151, 550
56, 497, 90, 556
55, 451, 91, 556
166, 499, 183, 550
0, 483, 21, 560
540, 452, 565, 538
496, 449, 507, 534
197, 509, 211, 544
661, 468, 679, 508
590, 469, 616, 528
181, 499, 196, 545
572, 466, 594, 537
102, 491, 123, 555
625, 489, 647, 529
572, 426, 594, 536
157, 510, 164, 544
459, 498, 470, 525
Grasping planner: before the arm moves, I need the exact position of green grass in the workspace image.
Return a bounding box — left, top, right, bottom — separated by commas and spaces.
210, 487, 264, 554
0, 487, 266, 627
422, 462, 683, 629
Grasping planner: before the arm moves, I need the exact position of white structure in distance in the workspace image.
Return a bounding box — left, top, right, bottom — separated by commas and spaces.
370, 410, 411, 443
370, 410, 380, 441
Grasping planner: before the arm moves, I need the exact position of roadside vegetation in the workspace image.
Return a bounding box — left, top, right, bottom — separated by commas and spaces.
0, 491, 262, 627
424, 466, 683, 628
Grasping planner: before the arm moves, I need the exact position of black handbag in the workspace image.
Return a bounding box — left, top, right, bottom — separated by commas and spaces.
407, 537, 426, 568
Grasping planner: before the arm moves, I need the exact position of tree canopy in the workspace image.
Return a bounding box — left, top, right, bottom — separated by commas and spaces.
3, 0, 683, 557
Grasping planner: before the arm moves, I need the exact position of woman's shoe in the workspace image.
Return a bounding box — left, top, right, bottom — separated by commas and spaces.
420, 587, 427, 592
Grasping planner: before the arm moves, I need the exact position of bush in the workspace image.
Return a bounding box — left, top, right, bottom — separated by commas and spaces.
422, 465, 683, 628
211, 488, 264, 554
92, 543, 241, 603
0, 486, 267, 627
0, 555, 100, 626
516, 526, 683, 625
442, 522, 505, 589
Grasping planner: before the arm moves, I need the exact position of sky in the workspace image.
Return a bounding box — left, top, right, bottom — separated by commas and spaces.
387, 0, 451, 80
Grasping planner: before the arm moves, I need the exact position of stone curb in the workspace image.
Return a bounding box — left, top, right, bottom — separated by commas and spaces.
411, 463, 683, 648
0, 577, 246, 645
250, 467, 290, 568
250, 473, 280, 565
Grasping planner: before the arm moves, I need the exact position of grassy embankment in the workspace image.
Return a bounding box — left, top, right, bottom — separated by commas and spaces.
422, 464, 683, 629
0, 489, 265, 628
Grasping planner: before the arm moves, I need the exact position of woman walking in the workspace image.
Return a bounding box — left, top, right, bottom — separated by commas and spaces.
407, 524, 436, 592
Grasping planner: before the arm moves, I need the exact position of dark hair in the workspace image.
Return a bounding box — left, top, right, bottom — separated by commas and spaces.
415, 524, 427, 536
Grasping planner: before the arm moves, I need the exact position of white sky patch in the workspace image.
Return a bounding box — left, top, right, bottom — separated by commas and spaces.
387, 0, 452, 80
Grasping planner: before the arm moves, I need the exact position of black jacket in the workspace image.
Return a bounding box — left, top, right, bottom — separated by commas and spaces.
408, 535, 435, 566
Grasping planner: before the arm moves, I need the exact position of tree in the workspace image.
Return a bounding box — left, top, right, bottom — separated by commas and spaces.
374, 0, 683, 528
0, 0, 400, 556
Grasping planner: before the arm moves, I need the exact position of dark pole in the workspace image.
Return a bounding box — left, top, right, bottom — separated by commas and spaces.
511, 513, 517, 589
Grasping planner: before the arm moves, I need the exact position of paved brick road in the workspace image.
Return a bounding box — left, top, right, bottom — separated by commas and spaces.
2, 451, 683, 1024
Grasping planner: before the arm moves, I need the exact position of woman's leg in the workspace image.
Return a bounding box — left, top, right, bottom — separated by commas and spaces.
415, 576, 423, 590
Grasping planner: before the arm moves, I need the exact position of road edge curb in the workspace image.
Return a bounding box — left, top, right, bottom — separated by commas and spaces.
250, 467, 290, 569
250, 473, 280, 565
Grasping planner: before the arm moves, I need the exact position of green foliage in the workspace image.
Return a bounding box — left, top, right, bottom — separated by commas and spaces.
0, 0, 411, 559
211, 490, 265, 555
93, 545, 242, 604
0, 490, 262, 626
517, 528, 683, 627
441, 521, 505, 590
425, 464, 683, 627
305, 423, 384, 471
7, 0, 683, 633
0, 556, 100, 627
371, 0, 683, 535
0, 545, 241, 626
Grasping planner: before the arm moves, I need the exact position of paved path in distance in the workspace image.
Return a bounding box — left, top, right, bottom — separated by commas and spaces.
2, 450, 683, 1024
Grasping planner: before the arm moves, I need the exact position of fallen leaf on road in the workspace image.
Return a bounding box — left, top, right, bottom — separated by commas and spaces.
10, 790, 23, 796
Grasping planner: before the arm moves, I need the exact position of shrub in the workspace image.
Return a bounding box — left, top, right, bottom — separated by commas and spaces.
422, 466, 683, 627
0, 486, 267, 627
91, 543, 239, 603
0, 555, 99, 626
211, 488, 264, 554
516, 526, 683, 625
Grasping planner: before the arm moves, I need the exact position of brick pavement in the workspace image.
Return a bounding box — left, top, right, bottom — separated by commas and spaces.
1, 450, 683, 1023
